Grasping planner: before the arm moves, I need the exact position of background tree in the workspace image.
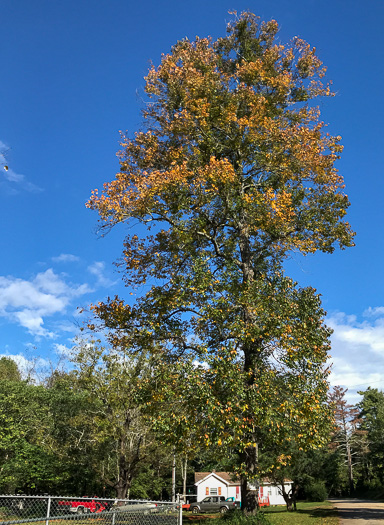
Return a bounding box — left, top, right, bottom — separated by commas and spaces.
0, 376, 59, 494
73, 340, 166, 499
0, 357, 21, 381
0, 363, 103, 495
43, 370, 107, 496
328, 385, 365, 494
357, 387, 384, 491
87, 12, 354, 512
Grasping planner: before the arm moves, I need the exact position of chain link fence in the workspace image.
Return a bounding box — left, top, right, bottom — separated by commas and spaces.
0, 496, 180, 525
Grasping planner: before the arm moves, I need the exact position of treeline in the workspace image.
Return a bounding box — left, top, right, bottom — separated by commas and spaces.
260, 385, 384, 503
0, 354, 383, 500
329, 385, 384, 497
0, 354, 180, 499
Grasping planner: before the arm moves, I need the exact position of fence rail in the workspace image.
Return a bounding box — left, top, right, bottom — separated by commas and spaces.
0, 496, 180, 525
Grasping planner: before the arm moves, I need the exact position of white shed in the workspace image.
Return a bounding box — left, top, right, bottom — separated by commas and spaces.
194, 471, 292, 506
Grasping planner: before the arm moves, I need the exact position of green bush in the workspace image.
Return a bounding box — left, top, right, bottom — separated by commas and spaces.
305, 480, 328, 502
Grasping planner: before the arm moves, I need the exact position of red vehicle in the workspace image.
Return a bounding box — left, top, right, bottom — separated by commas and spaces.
58, 499, 108, 514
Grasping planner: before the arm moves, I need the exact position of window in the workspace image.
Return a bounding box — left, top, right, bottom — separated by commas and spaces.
210, 488, 218, 495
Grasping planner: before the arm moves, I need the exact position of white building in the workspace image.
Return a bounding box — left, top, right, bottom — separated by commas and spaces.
194, 471, 292, 506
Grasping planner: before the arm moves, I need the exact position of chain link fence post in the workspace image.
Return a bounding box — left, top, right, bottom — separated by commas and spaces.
45, 496, 51, 525
176, 494, 182, 525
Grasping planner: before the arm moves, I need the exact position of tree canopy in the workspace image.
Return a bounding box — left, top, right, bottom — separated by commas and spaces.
87, 12, 354, 512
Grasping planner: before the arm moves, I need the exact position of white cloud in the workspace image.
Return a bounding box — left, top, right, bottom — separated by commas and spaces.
53, 343, 74, 358
0, 274, 66, 313
15, 311, 52, 338
0, 140, 42, 193
328, 312, 384, 355
328, 309, 384, 402
363, 306, 384, 318
88, 261, 116, 287
0, 269, 92, 338
52, 254, 80, 263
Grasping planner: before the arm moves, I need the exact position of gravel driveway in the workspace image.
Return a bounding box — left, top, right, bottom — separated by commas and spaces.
331, 498, 384, 524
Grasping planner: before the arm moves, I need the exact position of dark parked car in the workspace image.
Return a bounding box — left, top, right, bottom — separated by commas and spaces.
190, 496, 238, 514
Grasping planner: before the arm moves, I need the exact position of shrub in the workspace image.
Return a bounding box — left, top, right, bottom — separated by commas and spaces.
305, 480, 328, 502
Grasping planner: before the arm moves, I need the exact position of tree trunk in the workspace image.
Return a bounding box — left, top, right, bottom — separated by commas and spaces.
114, 451, 132, 499
347, 442, 354, 494
280, 481, 299, 511
110, 435, 143, 500
240, 337, 262, 513
115, 478, 130, 499
239, 339, 262, 513
240, 444, 259, 514
239, 227, 263, 513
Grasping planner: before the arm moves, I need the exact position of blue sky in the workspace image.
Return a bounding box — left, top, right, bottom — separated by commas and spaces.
1, 0, 383, 401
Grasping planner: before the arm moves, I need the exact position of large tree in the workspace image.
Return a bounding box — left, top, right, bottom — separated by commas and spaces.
87, 12, 354, 512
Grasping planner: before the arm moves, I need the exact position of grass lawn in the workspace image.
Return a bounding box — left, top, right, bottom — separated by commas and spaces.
183, 501, 339, 524
264, 501, 339, 524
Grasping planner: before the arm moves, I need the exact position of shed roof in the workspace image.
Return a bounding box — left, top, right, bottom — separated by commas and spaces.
194, 472, 239, 486
194, 471, 293, 486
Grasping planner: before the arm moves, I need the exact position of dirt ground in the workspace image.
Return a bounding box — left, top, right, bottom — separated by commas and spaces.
331, 498, 384, 524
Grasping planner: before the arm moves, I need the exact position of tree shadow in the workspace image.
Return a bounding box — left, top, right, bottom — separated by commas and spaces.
333, 508, 384, 521
303, 506, 339, 519
265, 504, 339, 519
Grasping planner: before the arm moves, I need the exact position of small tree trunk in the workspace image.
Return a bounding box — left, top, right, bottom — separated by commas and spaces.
346, 442, 354, 494
172, 451, 176, 502
284, 496, 293, 511
280, 481, 299, 512
181, 455, 187, 496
